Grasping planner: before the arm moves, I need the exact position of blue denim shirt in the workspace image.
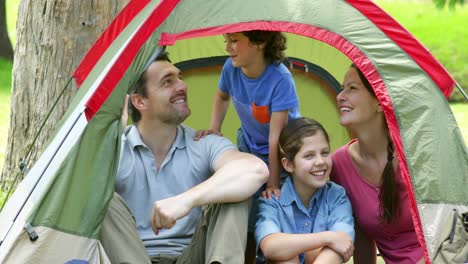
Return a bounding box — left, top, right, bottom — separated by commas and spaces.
255, 177, 355, 263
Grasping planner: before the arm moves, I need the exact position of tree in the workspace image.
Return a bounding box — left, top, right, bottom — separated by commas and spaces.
433, 0, 465, 10
1, 0, 129, 190
0, 0, 13, 60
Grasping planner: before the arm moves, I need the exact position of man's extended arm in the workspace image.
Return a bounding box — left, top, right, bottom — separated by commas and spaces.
150, 149, 268, 234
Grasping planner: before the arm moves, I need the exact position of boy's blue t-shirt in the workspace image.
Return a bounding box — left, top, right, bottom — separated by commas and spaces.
255, 177, 355, 263
219, 58, 300, 154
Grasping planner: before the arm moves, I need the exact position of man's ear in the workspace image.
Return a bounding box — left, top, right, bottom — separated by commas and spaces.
131, 94, 146, 111
281, 157, 294, 174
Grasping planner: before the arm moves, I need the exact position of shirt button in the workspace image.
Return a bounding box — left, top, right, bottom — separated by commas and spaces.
305, 223, 309, 226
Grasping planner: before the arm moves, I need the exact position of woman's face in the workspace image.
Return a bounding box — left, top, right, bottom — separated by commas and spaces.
336, 67, 381, 127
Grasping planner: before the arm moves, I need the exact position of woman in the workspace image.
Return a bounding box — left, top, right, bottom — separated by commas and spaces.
331, 64, 424, 264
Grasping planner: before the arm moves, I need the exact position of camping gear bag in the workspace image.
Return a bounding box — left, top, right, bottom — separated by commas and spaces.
432, 209, 468, 263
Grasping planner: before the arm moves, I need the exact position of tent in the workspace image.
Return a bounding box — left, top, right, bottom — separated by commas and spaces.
1, 0, 467, 263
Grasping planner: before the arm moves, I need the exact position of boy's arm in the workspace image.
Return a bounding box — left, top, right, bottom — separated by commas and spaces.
263, 110, 288, 199
210, 89, 230, 131
194, 89, 230, 140
150, 149, 268, 234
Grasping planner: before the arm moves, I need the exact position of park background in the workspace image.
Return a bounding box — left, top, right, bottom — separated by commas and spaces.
0, 0, 466, 263
1, 0, 467, 196
1, 1, 467, 191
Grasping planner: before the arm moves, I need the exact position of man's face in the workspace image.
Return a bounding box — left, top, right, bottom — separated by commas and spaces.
141, 60, 191, 124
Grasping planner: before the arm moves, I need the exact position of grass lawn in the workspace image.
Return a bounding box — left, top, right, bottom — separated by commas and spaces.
375, 0, 468, 100
0, 0, 467, 191
451, 103, 468, 142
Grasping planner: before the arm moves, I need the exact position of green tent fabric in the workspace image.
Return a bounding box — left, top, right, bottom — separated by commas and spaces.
0, 0, 466, 263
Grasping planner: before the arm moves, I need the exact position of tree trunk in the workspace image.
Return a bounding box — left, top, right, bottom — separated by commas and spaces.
0, 0, 13, 60
1, 0, 128, 190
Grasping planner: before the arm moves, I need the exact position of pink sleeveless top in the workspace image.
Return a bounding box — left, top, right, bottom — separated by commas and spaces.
331, 140, 423, 264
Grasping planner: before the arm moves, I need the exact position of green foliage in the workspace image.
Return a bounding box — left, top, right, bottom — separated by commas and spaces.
0, 190, 5, 208
0, 58, 12, 94
376, 0, 468, 102
0, 58, 11, 173
6, 0, 20, 46
433, 0, 465, 10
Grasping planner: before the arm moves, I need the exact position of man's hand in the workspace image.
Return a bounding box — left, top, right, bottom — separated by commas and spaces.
326, 231, 354, 262
194, 129, 223, 141
150, 195, 193, 235
121, 94, 129, 133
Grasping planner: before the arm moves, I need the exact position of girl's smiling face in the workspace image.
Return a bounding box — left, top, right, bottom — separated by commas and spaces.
282, 131, 331, 198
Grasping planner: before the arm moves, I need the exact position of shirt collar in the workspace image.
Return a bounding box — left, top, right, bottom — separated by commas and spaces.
124, 125, 186, 150
125, 125, 145, 149
279, 177, 298, 206
279, 176, 325, 210
174, 125, 186, 150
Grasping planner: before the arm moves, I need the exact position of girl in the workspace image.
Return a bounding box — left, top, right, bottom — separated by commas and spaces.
255, 117, 354, 264
195, 30, 301, 261
332, 64, 424, 264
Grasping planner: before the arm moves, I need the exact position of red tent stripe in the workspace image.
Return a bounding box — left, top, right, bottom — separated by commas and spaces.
159, 20, 429, 262
84, 0, 180, 120
72, 0, 151, 87
345, 0, 455, 99
358, 61, 430, 264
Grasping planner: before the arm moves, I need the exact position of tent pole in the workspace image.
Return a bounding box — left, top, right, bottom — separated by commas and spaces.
455, 82, 468, 101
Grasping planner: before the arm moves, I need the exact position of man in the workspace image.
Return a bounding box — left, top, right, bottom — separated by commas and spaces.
100, 51, 269, 263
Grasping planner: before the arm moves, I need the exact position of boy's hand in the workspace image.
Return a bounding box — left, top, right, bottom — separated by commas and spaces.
194, 129, 223, 141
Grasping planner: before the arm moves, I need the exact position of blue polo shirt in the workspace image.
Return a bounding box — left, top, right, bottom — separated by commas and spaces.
255, 177, 354, 263
115, 125, 236, 256
219, 58, 300, 154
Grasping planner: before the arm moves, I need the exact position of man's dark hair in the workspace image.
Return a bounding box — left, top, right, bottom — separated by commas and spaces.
128, 51, 171, 123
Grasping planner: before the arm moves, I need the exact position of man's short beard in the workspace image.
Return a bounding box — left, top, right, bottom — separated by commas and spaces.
160, 109, 191, 125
